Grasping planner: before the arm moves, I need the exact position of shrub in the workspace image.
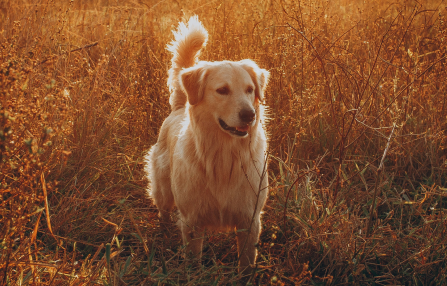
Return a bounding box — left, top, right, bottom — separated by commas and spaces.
1, 0, 446, 284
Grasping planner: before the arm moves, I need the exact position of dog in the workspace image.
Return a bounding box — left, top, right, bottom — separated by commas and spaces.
145, 16, 270, 273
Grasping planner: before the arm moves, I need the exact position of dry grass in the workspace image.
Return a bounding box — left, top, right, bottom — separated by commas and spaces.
1, 0, 447, 285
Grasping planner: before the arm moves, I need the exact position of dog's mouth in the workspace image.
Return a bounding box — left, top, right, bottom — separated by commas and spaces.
218, 119, 249, 137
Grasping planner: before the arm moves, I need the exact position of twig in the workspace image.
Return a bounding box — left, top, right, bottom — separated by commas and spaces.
69, 42, 98, 53
37, 231, 101, 247
127, 209, 150, 254
366, 123, 396, 237
40, 172, 59, 246
38, 42, 99, 65
236, 150, 269, 269
283, 169, 315, 241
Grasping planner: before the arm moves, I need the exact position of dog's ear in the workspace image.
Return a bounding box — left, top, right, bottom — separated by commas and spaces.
179, 65, 208, 105
239, 59, 270, 102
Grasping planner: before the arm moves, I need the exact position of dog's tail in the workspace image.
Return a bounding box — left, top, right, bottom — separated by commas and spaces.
167, 16, 208, 111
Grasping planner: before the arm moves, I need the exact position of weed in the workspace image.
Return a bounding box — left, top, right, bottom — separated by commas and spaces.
1, 0, 446, 285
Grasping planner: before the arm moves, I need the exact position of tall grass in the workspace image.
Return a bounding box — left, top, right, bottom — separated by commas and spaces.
1, 0, 446, 284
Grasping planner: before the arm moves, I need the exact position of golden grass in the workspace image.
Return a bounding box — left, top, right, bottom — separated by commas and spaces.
1, 0, 446, 284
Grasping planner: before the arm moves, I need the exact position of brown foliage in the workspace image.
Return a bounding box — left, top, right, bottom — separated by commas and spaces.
1, 0, 446, 284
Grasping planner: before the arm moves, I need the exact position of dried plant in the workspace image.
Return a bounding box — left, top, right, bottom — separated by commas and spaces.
1, 0, 446, 285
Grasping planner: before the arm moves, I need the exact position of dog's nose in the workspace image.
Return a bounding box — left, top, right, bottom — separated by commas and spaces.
239, 109, 256, 123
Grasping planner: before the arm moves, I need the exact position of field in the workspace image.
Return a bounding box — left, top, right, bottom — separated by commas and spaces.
1, 0, 447, 284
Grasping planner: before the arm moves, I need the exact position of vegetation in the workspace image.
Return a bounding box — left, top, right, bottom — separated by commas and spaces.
1, 0, 446, 284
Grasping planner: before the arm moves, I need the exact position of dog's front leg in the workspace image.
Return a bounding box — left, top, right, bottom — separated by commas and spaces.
180, 221, 204, 264
236, 218, 260, 274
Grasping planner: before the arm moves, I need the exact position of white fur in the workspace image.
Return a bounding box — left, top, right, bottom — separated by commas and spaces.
145, 16, 270, 273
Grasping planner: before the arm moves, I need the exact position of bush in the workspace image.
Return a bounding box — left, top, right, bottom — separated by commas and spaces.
1, 0, 446, 284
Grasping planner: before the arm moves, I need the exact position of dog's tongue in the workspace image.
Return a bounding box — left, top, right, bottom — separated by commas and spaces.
236, 126, 249, 132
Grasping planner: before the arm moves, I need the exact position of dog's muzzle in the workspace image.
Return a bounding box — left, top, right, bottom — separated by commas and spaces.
219, 119, 250, 137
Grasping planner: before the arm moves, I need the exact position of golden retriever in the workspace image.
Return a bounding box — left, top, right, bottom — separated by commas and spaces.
145, 16, 270, 273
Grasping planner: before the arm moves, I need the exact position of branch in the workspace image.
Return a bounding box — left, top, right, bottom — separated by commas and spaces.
366, 123, 396, 237
38, 42, 99, 65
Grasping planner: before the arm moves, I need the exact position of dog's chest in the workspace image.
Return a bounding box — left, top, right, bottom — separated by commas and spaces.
174, 143, 260, 196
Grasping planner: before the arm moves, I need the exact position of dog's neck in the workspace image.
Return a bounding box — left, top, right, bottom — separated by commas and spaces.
184, 106, 264, 187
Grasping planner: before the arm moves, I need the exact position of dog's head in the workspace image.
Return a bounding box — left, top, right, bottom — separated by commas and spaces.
179, 59, 269, 138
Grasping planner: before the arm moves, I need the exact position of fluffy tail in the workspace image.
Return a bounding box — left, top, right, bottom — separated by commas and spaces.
167, 16, 208, 111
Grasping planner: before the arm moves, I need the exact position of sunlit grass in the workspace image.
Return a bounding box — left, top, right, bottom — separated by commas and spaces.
1, 0, 446, 284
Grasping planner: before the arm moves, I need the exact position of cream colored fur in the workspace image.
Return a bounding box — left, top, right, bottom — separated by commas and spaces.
145, 16, 270, 273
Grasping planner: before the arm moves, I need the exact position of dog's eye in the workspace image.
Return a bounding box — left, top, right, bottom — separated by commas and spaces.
247, 87, 254, 94
216, 87, 230, 95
